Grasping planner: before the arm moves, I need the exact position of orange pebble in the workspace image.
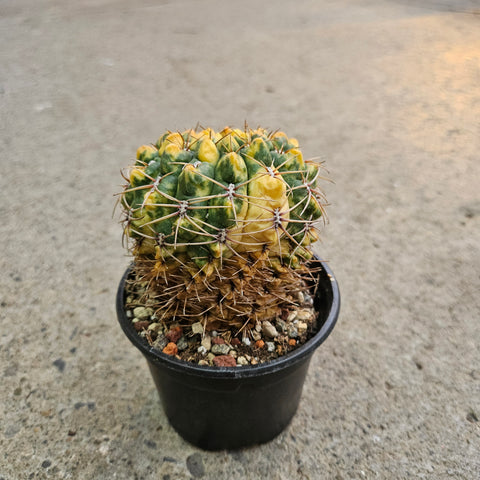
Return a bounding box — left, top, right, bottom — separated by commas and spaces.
255, 340, 265, 349
163, 342, 178, 356
288, 339, 296, 346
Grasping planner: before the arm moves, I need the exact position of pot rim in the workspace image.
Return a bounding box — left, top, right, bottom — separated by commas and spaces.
116, 257, 340, 379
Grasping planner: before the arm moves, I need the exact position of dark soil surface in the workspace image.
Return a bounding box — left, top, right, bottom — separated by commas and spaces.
124, 277, 318, 366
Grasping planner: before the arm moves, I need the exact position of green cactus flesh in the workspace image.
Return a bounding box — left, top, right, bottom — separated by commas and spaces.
120, 127, 328, 330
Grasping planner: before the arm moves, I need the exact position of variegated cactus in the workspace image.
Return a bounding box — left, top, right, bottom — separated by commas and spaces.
119, 126, 328, 330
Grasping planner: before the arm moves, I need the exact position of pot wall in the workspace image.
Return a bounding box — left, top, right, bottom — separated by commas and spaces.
147, 356, 312, 450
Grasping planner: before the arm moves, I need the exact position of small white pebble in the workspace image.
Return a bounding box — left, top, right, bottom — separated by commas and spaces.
297, 321, 308, 333
133, 306, 153, 320
197, 345, 207, 355
296, 309, 313, 321
242, 337, 251, 346
201, 336, 211, 351
237, 356, 248, 365
287, 311, 297, 322
262, 321, 278, 339
191, 322, 203, 335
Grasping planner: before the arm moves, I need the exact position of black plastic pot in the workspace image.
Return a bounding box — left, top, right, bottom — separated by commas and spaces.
116, 258, 340, 450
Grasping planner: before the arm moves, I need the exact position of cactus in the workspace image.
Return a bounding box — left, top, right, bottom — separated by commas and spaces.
119, 126, 328, 331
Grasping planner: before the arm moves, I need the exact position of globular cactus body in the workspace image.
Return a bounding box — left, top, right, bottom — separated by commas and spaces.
122, 127, 325, 271
120, 127, 327, 329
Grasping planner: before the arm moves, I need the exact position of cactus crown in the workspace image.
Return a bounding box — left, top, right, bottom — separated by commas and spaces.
119, 126, 328, 332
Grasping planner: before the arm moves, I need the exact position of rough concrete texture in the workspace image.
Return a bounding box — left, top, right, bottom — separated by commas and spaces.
1, 0, 479, 478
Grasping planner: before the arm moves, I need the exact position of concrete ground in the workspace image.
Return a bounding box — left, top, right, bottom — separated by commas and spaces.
1, 0, 479, 478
